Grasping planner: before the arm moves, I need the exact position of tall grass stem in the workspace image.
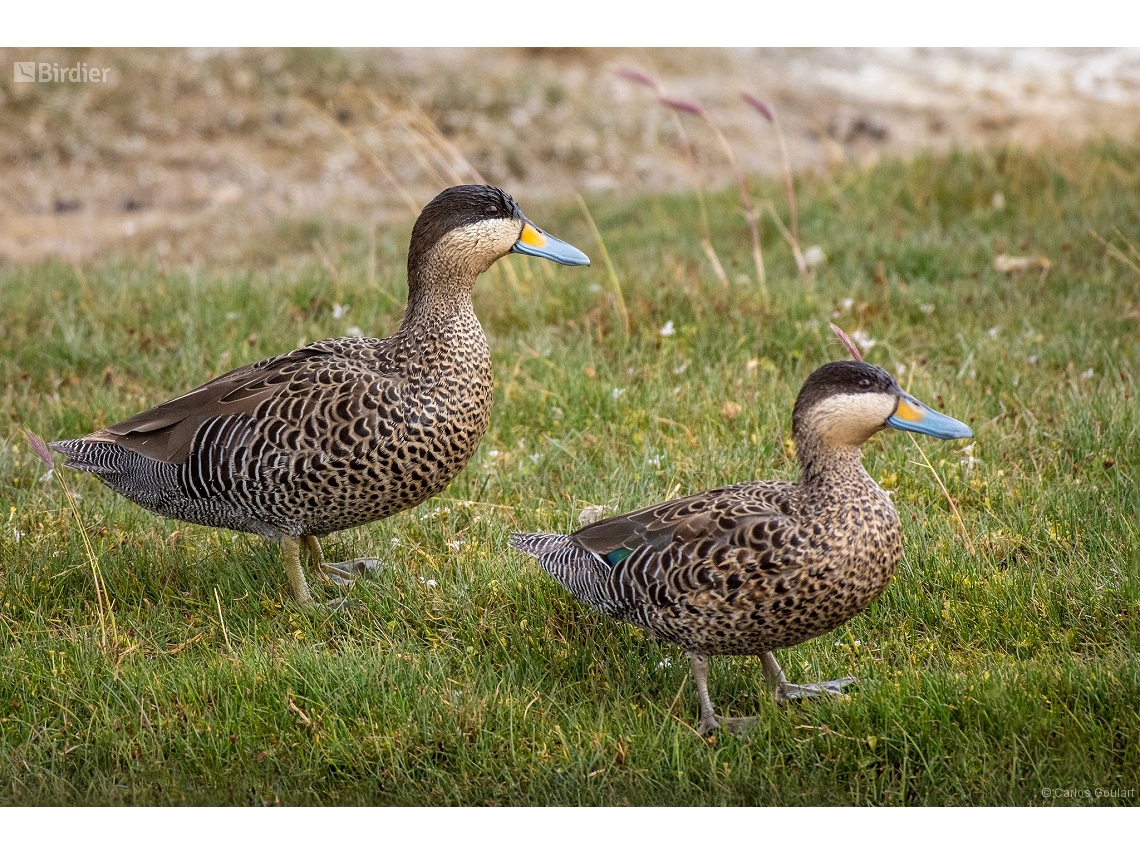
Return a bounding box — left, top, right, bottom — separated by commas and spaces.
575, 194, 630, 341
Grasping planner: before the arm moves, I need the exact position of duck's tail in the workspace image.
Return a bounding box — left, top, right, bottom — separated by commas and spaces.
508, 532, 572, 559
48, 437, 188, 517
49, 438, 132, 475
510, 532, 623, 617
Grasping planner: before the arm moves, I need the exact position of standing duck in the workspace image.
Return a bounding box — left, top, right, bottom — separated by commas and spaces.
511, 360, 972, 734
52, 185, 589, 604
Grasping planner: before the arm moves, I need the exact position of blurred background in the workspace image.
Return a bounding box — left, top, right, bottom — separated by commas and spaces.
2, 47, 1138, 268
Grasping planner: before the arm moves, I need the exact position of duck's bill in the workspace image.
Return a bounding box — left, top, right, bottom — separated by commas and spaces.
511, 221, 590, 266
886, 394, 973, 440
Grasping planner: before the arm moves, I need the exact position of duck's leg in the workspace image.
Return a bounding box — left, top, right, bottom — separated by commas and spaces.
282, 536, 312, 604
762, 652, 855, 702
301, 535, 381, 588
688, 653, 759, 735
689, 653, 720, 735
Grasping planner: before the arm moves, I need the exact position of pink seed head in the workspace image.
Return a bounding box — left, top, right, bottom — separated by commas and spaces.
659, 96, 705, 118
830, 323, 865, 362
24, 429, 55, 468
740, 90, 774, 123
615, 68, 660, 93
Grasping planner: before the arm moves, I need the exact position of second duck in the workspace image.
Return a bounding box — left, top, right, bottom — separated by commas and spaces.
512, 360, 972, 734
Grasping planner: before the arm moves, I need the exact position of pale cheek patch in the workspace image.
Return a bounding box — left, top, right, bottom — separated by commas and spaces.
809, 392, 897, 446
430, 218, 521, 272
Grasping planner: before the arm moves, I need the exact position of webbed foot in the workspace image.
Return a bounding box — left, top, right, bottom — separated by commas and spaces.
302, 535, 382, 590
319, 558, 383, 588
762, 651, 854, 703
774, 675, 856, 703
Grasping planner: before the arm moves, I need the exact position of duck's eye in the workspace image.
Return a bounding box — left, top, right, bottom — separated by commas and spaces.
858, 378, 871, 388
485, 205, 500, 216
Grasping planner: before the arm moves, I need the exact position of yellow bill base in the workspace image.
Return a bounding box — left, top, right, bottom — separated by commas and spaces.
519, 223, 547, 248
894, 399, 923, 423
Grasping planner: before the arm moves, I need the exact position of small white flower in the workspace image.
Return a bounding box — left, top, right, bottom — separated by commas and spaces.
988, 326, 1000, 338
804, 246, 826, 268
673, 362, 687, 375
842, 298, 854, 311
390, 537, 401, 546
649, 454, 664, 467
611, 387, 626, 400
659, 320, 675, 337
1028, 355, 1038, 366
345, 326, 363, 337
12, 529, 23, 544
1081, 368, 1094, 380
588, 282, 603, 293
418, 576, 438, 587
850, 329, 877, 351
487, 449, 500, 459
920, 304, 935, 315
447, 539, 465, 552
332, 303, 350, 319
656, 656, 672, 670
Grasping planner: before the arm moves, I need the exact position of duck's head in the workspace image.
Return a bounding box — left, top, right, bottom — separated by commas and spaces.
792, 360, 973, 451
408, 185, 589, 282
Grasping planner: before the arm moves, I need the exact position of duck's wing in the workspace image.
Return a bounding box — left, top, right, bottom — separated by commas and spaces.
514, 483, 808, 621
77, 339, 404, 467
572, 483, 799, 563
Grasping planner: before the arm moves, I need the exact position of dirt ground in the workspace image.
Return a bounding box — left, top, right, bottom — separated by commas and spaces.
2, 47, 1138, 268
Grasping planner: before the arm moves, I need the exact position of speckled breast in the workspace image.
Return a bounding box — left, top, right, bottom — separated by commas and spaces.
211, 314, 496, 539
300, 334, 493, 536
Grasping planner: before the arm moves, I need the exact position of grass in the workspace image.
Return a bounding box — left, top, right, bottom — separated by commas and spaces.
1, 142, 1138, 805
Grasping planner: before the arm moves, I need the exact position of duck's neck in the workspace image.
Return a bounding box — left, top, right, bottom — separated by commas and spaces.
795, 433, 877, 497
400, 265, 478, 332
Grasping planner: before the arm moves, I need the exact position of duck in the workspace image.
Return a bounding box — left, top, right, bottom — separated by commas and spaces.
51, 185, 589, 604
511, 360, 972, 734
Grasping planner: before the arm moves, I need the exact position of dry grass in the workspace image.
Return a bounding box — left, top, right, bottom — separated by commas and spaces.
3, 47, 1138, 268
